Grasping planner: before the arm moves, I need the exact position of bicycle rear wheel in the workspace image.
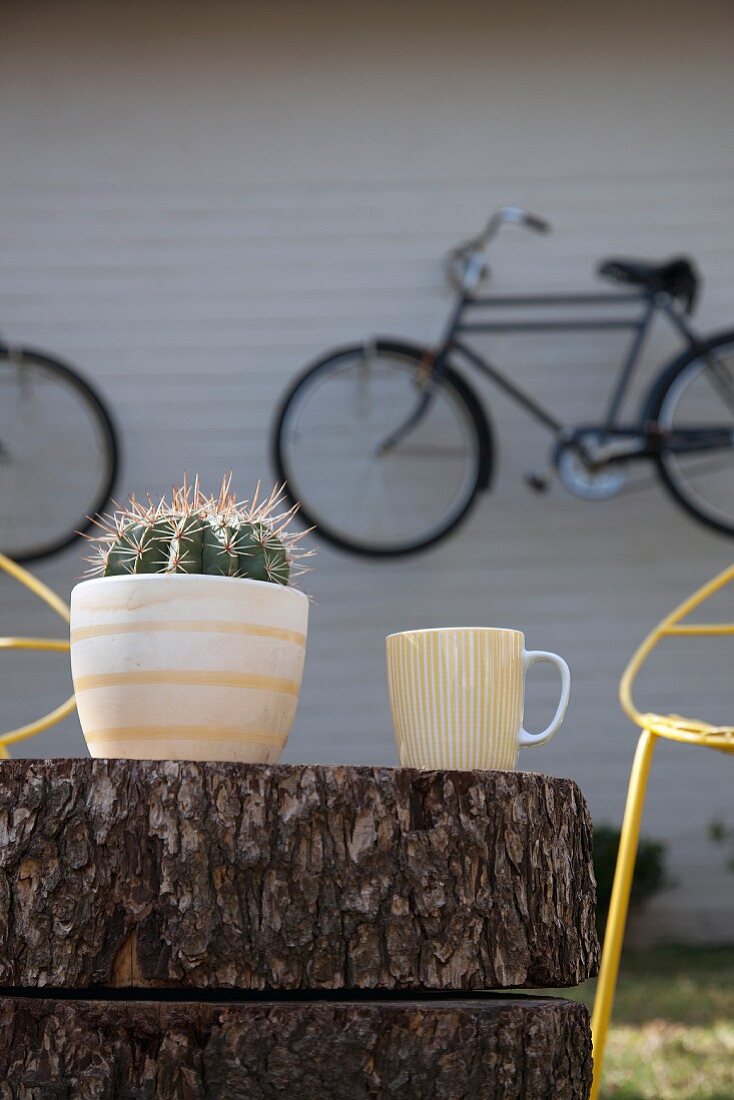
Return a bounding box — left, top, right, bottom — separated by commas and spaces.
272, 341, 491, 557
645, 331, 734, 536
0, 346, 119, 562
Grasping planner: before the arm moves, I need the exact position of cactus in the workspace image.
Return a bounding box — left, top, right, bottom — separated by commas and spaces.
86, 476, 308, 586
232, 522, 290, 585
168, 514, 205, 574
201, 520, 238, 577
103, 517, 177, 576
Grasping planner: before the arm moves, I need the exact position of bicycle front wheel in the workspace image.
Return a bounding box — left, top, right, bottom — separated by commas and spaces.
273, 342, 491, 556
646, 331, 734, 536
0, 346, 119, 562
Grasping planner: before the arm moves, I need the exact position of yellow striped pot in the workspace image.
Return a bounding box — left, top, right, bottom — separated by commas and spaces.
69, 575, 308, 762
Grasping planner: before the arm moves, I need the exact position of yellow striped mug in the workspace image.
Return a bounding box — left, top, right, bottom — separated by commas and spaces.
386, 627, 570, 770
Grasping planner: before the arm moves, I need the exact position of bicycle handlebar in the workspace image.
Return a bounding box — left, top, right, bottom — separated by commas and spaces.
481, 205, 551, 243
446, 206, 552, 290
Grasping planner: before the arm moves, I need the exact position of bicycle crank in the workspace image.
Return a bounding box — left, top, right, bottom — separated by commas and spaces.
554, 433, 627, 501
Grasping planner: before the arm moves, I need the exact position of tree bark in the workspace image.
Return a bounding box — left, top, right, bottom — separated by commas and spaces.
0, 760, 598, 991
0, 995, 592, 1099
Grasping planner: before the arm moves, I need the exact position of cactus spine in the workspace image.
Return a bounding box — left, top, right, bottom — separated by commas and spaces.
88, 476, 307, 586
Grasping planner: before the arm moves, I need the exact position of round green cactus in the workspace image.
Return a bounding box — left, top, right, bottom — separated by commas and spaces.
90, 476, 308, 586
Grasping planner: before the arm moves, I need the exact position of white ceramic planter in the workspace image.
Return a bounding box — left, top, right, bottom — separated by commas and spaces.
69, 574, 308, 763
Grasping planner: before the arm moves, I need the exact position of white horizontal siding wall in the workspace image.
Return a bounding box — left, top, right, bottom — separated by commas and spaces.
1, 0, 734, 941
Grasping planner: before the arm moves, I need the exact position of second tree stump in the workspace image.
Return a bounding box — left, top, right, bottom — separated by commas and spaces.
0, 995, 592, 1098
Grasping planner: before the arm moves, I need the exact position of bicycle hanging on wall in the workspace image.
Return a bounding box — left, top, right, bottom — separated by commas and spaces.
273, 206, 734, 556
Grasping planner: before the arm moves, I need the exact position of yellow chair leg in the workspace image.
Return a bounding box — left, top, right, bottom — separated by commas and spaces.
0, 551, 75, 757
590, 728, 657, 1100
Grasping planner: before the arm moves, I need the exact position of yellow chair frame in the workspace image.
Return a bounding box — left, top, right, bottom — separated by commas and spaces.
590, 562, 734, 1099
0, 552, 76, 758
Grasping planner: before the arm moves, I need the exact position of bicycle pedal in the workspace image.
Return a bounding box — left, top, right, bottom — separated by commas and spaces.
525, 470, 550, 493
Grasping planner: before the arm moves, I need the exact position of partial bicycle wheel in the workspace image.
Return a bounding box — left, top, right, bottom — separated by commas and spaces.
0, 345, 119, 562
645, 330, 734, 536
272, 340, 492, 556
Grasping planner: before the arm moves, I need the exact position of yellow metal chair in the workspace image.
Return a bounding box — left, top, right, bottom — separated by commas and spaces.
591, 562, 734, 1099
0, 552, 76, 758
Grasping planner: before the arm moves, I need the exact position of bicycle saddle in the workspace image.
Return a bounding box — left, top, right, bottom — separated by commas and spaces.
598, 255, 699, 313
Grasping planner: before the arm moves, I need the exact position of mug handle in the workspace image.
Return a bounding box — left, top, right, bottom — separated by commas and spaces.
519, 650, 571, 747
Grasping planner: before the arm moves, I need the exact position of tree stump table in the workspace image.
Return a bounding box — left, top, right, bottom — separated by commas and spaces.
0, 761, 599, 1097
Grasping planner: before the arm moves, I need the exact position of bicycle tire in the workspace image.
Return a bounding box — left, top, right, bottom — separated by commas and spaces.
0, 345, 120, 562
643, 329, 734, 537
272, 339, 493, 557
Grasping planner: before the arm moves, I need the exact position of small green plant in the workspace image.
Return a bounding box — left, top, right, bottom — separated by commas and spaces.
86, 475, 310, 585
593, 823, 672, 934
708, 818, 734, 872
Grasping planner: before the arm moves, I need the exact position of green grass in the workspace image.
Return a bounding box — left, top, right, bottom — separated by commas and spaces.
563, 946, 734, 1099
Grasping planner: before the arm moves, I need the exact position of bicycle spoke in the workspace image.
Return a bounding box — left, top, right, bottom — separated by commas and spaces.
668, 454, 734, 478
700, 354, 734, 416
378, 445, 470, 458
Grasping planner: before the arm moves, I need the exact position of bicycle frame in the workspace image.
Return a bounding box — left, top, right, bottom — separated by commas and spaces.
376, 206, 734, 470
434, 286, 701, 442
